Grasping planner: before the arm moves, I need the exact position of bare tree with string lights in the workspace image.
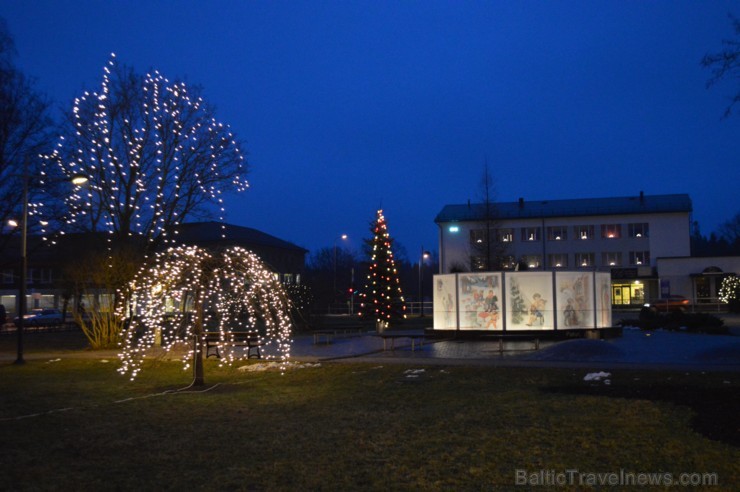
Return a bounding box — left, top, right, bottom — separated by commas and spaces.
39, 54, 250, 348
42, 53, 249, 244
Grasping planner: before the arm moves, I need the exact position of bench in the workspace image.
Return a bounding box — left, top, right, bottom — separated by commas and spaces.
312, 328, 366, 345
493, 337, 539, 354
475, 335, 541, 354
203, 331, 263, 359
313, 329, 335, 345
377, 331, 426, 352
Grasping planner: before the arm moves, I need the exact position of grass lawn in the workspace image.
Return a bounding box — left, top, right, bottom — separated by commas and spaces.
0, 332, 738, 490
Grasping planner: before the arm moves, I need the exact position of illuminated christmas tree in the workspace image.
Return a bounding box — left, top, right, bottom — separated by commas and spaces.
359, 210, 406, 329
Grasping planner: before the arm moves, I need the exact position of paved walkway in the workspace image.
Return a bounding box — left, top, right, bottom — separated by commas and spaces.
286, 327, 740, 371
287, 313, 740, 371
3, 315, 740, 371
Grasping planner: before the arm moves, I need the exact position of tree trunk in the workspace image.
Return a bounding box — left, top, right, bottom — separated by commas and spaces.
192, 298, 205, 386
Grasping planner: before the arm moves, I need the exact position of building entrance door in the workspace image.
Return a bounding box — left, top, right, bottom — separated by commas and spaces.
612, 282, 645, 306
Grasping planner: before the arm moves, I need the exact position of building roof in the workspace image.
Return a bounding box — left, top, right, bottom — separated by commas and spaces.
435, 193, 692, 223
171, 221, 307, 253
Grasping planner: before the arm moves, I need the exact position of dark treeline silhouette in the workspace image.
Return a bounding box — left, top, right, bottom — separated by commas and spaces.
305, 243, 438, 314
691, 213, 740, 256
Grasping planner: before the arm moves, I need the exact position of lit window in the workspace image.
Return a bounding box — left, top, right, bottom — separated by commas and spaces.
576, 253, 594, 267
471, 256, 487, 271
547, 226, 567, 241
521, 255, 541, 269
629, 251, 650, 266
470, 230, 486, 245
602, 252, 622, 266
575, 225, 594, 240
601, 224, 622, 239
497, 228, 514, 243
628, 223, 649, 238
501, 255, 516, 269
548, 254, 568, 268
521, 227, 540, 242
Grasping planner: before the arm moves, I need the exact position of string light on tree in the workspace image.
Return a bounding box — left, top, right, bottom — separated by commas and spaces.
358, 209, 406, 330
40, 53, 249, 246
719, 275, 740, 312
35, 53, 251, 351
117, 245, 293, 384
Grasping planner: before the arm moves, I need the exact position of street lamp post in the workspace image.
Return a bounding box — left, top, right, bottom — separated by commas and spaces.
418, 247, 430, 317
333, 234, 347, 308
9, 160, 89, 365
13, 159, 29, 364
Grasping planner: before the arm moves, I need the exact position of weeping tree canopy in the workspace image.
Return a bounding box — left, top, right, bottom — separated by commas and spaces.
118, 245, 293, 383
41, 53, 249, 248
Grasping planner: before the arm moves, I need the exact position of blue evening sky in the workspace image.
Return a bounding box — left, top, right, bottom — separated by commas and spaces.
3, 1, 739, 258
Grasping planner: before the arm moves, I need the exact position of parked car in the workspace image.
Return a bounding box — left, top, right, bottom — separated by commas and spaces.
644, 295, 690, 312
14, 308, 64, 327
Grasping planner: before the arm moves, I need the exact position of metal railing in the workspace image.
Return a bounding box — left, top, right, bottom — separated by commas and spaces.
326, 301, 433, 316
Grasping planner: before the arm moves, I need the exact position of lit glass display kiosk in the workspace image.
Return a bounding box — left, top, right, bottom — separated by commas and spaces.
433, 271, 614, 336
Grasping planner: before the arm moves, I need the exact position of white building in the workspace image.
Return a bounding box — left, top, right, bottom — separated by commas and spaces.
435, 193, 702, 307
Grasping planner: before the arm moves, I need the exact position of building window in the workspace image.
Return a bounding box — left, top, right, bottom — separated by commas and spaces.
629, 251, 650, 266
521, 227, 540, 242
522, 255, 541, 269
548, 254, 568, 268
575, 225, 594, 240
601, 224, 622, 239
27, 268, 53, 284
470, 229, 487, 245
628, 223, 649, 238
501, 255, 516, 270
283, 273, 294, 284
612, 281, 645, 306
471, 256, 487, 271
547, 226, 567, 241
576, 252, 594, 267
497, 228, 514, 243
602, 252, 622, 266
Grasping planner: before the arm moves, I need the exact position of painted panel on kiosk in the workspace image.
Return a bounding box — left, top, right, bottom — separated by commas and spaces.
433, 274, 458, 330
457, 273, 503, 330
555, 271, 595, 329
506, 272, 553, 330
596, 273, 613, 327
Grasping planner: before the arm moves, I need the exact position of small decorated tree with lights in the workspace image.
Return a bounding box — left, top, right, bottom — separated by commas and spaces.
118, 245, 292, 385
358, 210, 406, 330
719, 275, 740, 313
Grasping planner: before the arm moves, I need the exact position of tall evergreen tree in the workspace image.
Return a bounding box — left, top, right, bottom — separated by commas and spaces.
359, 209, 406, 329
